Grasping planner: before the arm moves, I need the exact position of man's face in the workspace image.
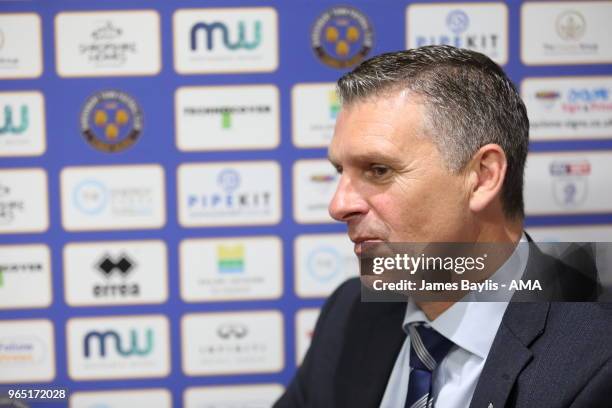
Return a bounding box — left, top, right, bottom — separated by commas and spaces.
328, 92, 472, 255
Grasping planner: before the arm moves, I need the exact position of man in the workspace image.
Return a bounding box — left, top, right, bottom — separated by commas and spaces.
275, 46, 612, 407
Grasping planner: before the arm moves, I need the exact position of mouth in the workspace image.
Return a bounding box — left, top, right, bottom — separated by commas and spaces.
352, 238, 384, 255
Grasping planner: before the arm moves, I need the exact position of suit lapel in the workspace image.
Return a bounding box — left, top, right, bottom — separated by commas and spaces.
335, 300, 406, 408
469, 301, 550, 408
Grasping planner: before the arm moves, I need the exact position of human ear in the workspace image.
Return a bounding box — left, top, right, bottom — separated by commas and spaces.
467, 144, 507, 213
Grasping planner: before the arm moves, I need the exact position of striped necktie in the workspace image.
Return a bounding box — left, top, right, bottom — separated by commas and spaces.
404, 322, 454, 408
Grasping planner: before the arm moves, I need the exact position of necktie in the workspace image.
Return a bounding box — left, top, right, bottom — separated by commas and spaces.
404, 322, 454, 408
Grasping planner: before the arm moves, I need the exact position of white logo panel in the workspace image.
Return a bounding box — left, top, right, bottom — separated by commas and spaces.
293, 159, 339, 224
521, 2, 612, 65
70, 388, 172, 408
60, 164, 166, 231
178, 161, 281, 227
528, 225, 612, 242
67, 315, 170, 380
0, 245, 51, 309
295, 233, 358, 298
525, 151, 612, 215
406, 3, 508, 65
180, 236, 282, 302
292, 83, 339, 148
0, 13, 43, 78
173, 7, 279, 74
0, 168, 48, 234
0, 91, 46, 157
184, 384, 284, 408
522, 76, 612, 140
64, 240, 168, 307
0, 319, 55, 383
175, 85, 280, 151
55, 10, 161, 77
296, 308, 320, 366
182, 311, 284, 376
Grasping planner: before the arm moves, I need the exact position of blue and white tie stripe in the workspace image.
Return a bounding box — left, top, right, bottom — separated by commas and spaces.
404, 323, 454, 408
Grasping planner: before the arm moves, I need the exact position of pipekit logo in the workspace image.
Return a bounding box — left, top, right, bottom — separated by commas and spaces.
188, 168, 270, 214
179, 162, 281, 227
67, 315, 170, 380
407, 4, 507, 64
549, 159, 591, 208
311, 6, 373, 69
173, 8, 278, 74
80, 90, 143, 153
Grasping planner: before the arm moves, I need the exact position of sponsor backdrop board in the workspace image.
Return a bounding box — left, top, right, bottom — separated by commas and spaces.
0, 0, 611, 407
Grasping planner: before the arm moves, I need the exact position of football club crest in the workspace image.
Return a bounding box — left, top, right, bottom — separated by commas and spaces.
80, 90, 143, 153
311, 6, 374, 69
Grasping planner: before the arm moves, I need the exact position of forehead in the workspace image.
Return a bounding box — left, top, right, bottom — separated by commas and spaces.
328, 93, 429, 164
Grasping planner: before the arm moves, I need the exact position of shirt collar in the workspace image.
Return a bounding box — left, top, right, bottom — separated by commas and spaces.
402, 233, 529, 359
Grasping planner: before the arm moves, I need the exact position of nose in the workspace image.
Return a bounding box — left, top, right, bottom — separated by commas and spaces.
328, 174, 369, 222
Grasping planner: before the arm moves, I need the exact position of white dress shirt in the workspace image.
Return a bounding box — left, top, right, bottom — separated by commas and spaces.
379, 235, 529, 408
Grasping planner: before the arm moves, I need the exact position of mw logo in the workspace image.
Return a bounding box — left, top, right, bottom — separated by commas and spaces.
190, 21, 262, 51
83, 328, 154, 358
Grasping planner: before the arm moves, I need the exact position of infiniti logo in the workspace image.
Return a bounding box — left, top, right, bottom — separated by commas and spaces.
216, 323, 248, 339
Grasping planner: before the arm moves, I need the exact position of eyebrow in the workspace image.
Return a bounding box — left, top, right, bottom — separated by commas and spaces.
328, 151, 405, 168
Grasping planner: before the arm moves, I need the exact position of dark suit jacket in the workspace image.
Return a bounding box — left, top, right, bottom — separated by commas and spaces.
275, 244, 612, 407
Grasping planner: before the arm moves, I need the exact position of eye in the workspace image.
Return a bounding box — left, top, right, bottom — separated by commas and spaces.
333, 164, 343, 174
369, 164, 390, 178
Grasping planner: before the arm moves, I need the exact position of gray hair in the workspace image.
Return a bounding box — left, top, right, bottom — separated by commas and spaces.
337, 45, 529, 219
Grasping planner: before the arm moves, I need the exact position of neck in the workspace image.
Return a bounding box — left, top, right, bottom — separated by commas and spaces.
417, 218, 524, 321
